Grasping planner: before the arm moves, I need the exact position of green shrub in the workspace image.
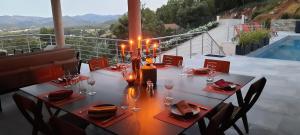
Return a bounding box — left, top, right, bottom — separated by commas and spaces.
238, 29, 270, 46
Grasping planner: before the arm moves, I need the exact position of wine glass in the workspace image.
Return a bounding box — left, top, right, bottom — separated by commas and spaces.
206, 62, 217, 83
87, 75, 96, 95
164, 79, 174, 106
64, 70, 72, 88
129, 87, 140, 112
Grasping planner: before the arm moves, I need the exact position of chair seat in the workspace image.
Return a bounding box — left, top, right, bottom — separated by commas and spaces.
60, 114, 89, 129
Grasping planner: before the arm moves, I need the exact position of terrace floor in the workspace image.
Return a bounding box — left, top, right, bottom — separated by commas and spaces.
1, 55, 300, 135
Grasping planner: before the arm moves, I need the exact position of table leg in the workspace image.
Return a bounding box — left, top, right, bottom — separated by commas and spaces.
236, 90, 249, 133
197, 119, 207, 135
43, 101, 61, 117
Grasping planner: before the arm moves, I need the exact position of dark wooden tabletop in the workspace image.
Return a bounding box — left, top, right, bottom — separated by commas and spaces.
20, 66, 255, 135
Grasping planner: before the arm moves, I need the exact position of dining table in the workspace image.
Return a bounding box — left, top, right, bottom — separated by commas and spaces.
20, 64, 255, 135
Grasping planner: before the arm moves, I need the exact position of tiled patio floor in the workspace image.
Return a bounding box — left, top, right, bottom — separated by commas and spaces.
1, 55, 300, 135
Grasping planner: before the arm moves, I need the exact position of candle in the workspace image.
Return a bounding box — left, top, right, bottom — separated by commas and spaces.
153, 43, 157, 58
129, 40, 133, 52
121, 44, 125, 56
121, 44, 126, 63
146, 39, 150, 55
138, 36, 142, 49
126, 73, 136, 86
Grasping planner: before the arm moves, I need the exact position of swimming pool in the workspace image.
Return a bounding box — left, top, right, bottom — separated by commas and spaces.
249, 36, 300, 61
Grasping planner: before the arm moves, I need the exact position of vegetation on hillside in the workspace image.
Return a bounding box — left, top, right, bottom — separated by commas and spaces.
110, 0, 251, 39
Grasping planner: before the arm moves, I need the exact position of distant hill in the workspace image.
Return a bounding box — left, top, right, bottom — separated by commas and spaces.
0, 14, 121, 30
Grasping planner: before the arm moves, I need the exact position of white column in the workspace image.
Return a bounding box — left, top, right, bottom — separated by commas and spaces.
51, 0, 65, 48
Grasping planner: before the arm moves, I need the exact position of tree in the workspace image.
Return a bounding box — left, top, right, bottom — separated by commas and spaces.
156, 0, 180, 24
110, 8, 165, 38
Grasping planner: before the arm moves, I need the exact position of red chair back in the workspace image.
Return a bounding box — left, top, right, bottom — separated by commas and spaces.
162, 55, 183, 66
242, 24, 250, 32
49, 117, 86, 135
204, 59, 230, 73
88, 57, 109, 71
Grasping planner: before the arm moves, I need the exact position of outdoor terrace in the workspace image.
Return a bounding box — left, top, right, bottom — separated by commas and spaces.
1, 53, 300, 135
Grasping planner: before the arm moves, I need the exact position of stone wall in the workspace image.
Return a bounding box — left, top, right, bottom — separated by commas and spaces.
271, 19, 300, 31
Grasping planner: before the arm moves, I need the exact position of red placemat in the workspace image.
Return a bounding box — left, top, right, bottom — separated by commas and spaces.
72, 102, 132, 128
38, 91, 85, 107
203, 85, 241, 96
154, 103, 211, 128
49, 75, 88, 88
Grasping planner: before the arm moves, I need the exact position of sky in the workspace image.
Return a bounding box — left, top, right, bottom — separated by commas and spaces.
0, 0, 168, 17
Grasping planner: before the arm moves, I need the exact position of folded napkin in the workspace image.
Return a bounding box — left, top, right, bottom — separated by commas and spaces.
175, 100, 194, 118
192, 68, 210, 75
214, 79, 236, 90
48, 90, 73, 101
88, 104, 117, 119
110, 65, 119, 70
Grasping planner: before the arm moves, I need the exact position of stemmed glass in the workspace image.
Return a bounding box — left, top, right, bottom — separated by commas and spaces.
64, 70, 72, 88
206, 62, 217, 83
164, 79, 174, 106
87, 74, 96, 95
129, 87, 140, 112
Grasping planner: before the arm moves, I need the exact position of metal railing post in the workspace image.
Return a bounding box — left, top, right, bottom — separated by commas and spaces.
96, 38, 99, 57
211, 38, 213, 54
176, 39, 178, 56
202, 34, 204, 55
189, 38, 192, 59
50, 35, 53, 46
26, 35, 31, 52
38, 37, 42, 49
115, 41, 119, 64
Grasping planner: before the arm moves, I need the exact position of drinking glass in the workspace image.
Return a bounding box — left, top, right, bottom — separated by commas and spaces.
120, 92, 129, 110
206, 62, 217, 83
78, 80, 87, 94
64, 70, 73, 88
129, 87, 140, 112
87, 75, 96, 95
164, 79, 174, 106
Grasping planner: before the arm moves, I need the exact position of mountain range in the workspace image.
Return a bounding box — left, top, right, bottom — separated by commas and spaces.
0, 14, 121, 30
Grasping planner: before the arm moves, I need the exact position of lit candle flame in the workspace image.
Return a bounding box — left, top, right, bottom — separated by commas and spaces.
138, 36, 142, 49
129, 74, 133, 80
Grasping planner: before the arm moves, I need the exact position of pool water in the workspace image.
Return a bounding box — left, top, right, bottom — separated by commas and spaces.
251, 36, 300, 61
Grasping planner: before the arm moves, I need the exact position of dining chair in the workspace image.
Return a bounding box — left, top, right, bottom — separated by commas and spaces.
203, 59, 230, 73
205, 103, 234, 135
88, 57, 109, 71
13, 93, 89, 135
162, 55, 183, 66
13, 93, 52, 135
49, 117, 86, 135
206, 77, 267, 135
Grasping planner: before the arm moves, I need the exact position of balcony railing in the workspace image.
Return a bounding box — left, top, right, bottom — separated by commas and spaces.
0, 32, 225, 63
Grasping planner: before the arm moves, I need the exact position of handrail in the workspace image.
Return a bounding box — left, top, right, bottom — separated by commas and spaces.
0, 31, 226, 62
204, 31, 225, 55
